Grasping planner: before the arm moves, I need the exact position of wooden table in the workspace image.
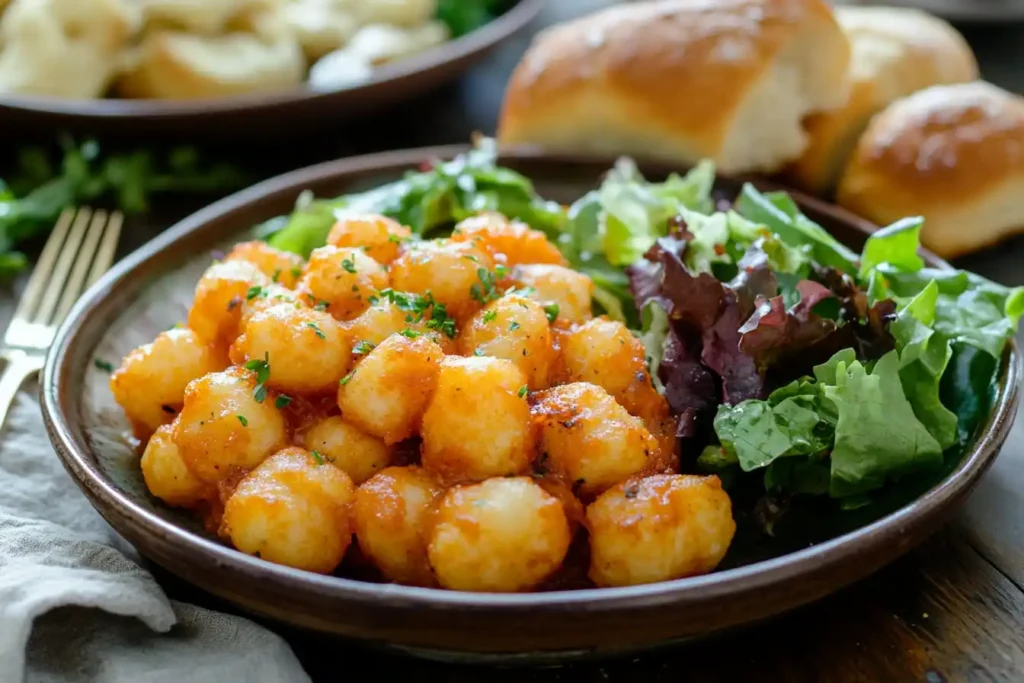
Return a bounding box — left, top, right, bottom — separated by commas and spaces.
9, 1, 1024, 681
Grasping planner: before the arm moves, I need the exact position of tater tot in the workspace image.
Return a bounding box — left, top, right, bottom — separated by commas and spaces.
533, 383, 658, 498
346, 295, 458, 354
586, 475, 735, 587
457, 294, 555, 388
451, 212, 567, 267
110, 328, 227, 437
221, 447, 355, 574
389, 240, 495, 321
188, 260, 270, 349
510, 264, 593, 323
427, 477, 572, 592
558, 318, 659, 414
352, 466, 443, 586
326, 213, 412, 265
237, 283, 305, 332
420, 356, 535, 485
225, 240, 305, 288
174, 367, 288, 484
303, 415, 392, 484
337, 334, 443, 444
140, 422, 213, 508
298, 246, 388, 320
233, 303, 351, 395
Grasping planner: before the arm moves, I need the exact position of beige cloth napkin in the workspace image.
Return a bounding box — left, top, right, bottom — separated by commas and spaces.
0, 390, 311, 683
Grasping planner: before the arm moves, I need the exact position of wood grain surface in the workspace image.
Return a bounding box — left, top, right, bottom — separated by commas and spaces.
5, 1, 1024, 681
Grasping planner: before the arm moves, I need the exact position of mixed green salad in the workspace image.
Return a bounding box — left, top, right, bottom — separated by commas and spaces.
263, 138, 1023, 529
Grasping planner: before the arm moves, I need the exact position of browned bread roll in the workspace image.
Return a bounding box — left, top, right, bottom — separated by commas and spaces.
837, 81, 1024, 259
497, 0, 851, 175
788, 5, 978, 195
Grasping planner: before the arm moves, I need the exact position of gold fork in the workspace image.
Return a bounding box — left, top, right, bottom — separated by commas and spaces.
0, 207, 123, 429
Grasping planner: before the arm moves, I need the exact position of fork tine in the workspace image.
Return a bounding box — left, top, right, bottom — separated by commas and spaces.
53, 210, 110, 324
86, 210, 123, 289
11, 207, 76, 324
34, 207, 93, 326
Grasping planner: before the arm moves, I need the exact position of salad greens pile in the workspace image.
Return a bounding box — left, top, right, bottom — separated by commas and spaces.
263, 138, 1023, 523
0, 138, 247, 276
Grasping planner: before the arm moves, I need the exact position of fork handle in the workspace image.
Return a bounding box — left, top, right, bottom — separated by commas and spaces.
0, 353, 44, 432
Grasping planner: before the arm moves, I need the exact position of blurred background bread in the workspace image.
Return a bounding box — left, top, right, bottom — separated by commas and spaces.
837, 81, 1024, 259
0, 0, 140, 98
497, 0, 852, 175
787, 5, 978, 195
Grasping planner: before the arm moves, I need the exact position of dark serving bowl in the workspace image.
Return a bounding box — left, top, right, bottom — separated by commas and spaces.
41, 146, 1022, 664
0, 0, 543, 137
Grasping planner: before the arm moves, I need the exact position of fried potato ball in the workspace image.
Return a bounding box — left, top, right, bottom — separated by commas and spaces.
110, 327, 227, 437
346, 295, 458, 354
174, 366, 288, 484
337, 334, 443, 444
236, 283, 305, 331
389, 240, 495, 321
188, 259, 270, 349
326, 213, 412, 265
352, 466, 443, 586
303, 415, 392, 485
557, 318, 660, 413
427, 477, 572, 592
457, 293, 555, 388
421, 356, 535, 485
224, 240, 305, 288
298, 245, 388, 320
586, 475, 735, 588
533, 383, 658, 498
221, 447, 355, 574
140, 422, 213, 508
233, 303, 351, 395
510, 264, 593, 324
451, 212, 567, 267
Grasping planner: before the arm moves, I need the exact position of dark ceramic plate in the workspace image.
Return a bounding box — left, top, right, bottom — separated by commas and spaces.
41, 146, 1021, 664
0, 0, 542, 137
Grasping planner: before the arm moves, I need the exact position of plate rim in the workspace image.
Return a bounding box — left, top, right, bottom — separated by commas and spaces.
41, 144, 1023, 615
0, 0, 544, 120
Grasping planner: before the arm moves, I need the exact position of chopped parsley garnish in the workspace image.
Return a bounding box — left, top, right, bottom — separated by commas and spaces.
314, 300, 330, 311
387, 233, 402, 244
482, 310, 497, 323
509, 321, 521, 332
544, 303, 560, 323
463, 254, 479, 263
400, 328, 422, 339
470, 267, 504, 304
237, 415, 248, 426
271, 269, 281, 283
341, 257, 357, 274
373, 288, 457, 339
473, 348, 484, 357
244, 353, 270, 403
275, 395, 292, 410
517, 385, 529, 398
353, 340, 376, 355
339, 372, 354, 386
311, 450, 325, 466
306, 322, 326, 339
93, 359, 114, 373
290, 266, 303, 279
246, 286, 266, 301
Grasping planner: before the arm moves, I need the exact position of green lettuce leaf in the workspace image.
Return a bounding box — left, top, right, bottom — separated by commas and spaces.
638, 299, 670, 392
858, 216, 925, 277
889, 281, 958, 449
733, 184, 859, 273
824, 350, 944, 498
600, 159, 714, 266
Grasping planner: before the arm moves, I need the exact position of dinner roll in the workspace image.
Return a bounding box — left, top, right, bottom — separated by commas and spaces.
497, 0, 851, 175
837, 81, 1024, 259
116, 6, 305, 100
788, 6, 978, 195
